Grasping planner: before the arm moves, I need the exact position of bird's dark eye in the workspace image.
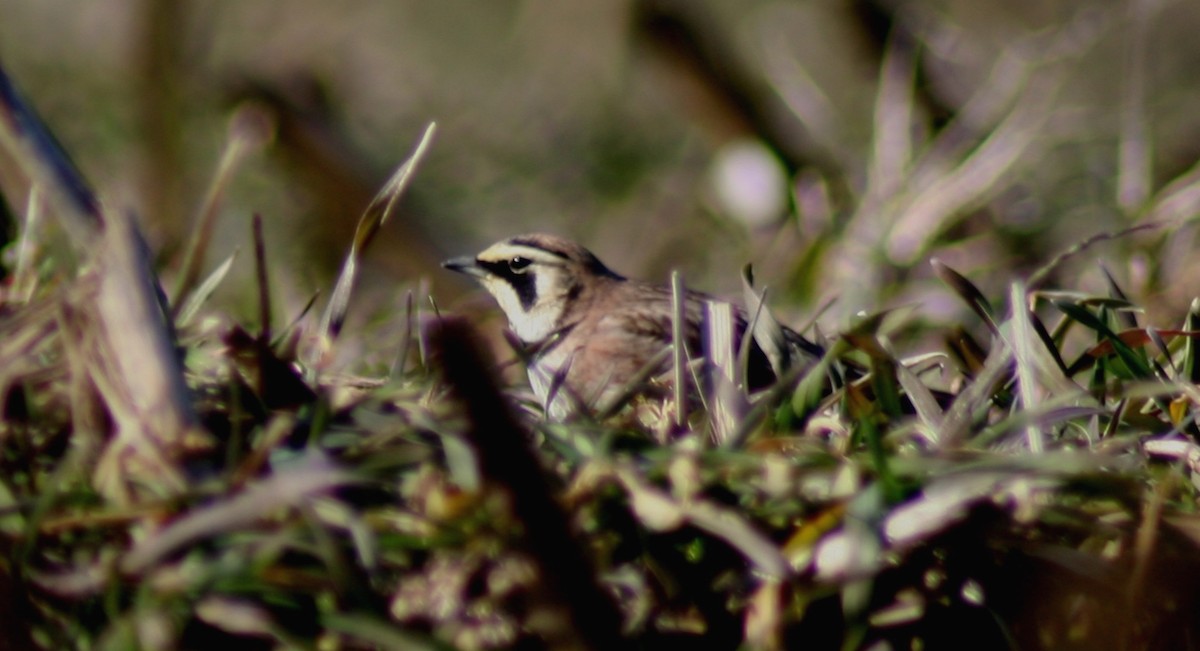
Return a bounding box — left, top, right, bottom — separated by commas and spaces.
508, 256, 532, 274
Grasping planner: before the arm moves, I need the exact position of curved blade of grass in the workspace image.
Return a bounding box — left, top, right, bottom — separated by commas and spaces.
887, 73, 1057, 264
1009, 282, 1043, 451
614, 464, 789, 578
172, 106, 271, 309
0, 61, 102, 243
1026, 223, 1160, 290
1147, 328, 1176, 378
932, 259, 999, 335
1101, 265, 1139, 330
315, 122, 436, 350
1028, 309, 1071, 377
791, 339, 845, 419
895, 356, 943, 431
742, 265, 790, 376
1146, 155, 1200, 224
939, 341, 1013, 447
176, 251, 236, 327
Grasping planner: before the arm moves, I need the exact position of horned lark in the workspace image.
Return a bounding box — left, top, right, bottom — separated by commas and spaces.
442, 233, 821, 419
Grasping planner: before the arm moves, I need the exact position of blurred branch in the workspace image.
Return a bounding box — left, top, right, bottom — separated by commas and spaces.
427, 317, 625, 651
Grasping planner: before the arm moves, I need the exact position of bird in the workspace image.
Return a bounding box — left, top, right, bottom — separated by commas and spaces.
441, 233, 822, 420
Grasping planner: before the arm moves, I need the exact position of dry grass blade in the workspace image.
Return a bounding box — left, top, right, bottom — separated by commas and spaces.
120, 451, 351, 574
670, 270, 688, 431
252, 213, 271, 343
0, 292, 60, 401
741, 266, 790, 376
1009, 282, 1045, 452
683, 499, 789, 579
11, 185, 42, 302
91, 214, 206, 503
314, 122, 437, 357
938, 340, 1012, 447
389, 289, 416, 378
910, 50, 1026, 187
705, 301, 746, 445
894, 356, 943, 432
1026, 223, 1161, 290
171, 105, 273, 308
175, 251, 236, 328
1128, 467, 1175, 614
0, 62, 102, 242
883, 472, 1015, 550
932, 259, 999, 335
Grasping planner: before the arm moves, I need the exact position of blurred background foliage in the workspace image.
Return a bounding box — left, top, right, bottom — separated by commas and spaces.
2, 0, 1200, 350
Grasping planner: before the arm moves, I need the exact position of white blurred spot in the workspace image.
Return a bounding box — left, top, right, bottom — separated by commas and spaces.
710, 139, 788, 227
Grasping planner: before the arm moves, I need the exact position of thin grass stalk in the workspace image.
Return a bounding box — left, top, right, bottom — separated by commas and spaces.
171, 107, 269, 309
12, 185, 42, 303
311, 123, 436, 373
252, 213, 272, 344
670, 270, 687, 432
705, 301, 740, 445
175, 252, 236, 328
389, 289, 415, 379
1009, 282, 1045, 452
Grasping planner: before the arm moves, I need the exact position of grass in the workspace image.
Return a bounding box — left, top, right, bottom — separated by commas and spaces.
5, 22, 1200, 651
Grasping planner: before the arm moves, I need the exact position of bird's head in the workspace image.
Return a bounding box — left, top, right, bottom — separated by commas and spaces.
442, 233, 623, 343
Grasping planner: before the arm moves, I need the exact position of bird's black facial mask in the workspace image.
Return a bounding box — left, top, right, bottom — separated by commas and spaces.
478, 258, 538, 311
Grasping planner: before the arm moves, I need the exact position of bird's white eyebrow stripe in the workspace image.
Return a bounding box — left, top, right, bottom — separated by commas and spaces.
506, 238, 569, 258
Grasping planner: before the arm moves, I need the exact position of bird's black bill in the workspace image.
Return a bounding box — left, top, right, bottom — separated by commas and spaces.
441, 256, 486, 278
